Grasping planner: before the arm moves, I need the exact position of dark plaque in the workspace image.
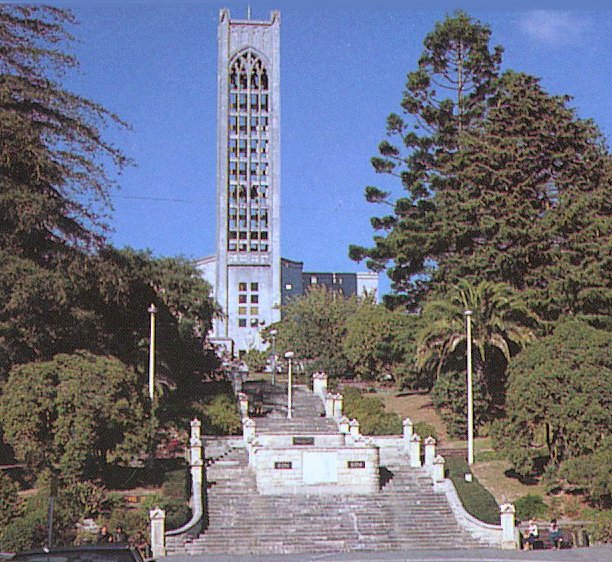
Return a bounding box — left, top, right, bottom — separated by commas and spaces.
347, 461, 366, 469
292, 436, 315, 446
274, 461, 292, 469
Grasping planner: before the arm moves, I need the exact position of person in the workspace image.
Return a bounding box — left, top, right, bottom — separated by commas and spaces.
113, 525, 128, 543
549, 519, 563, 549
97, 525, 113, 543
523, 519, 539, 550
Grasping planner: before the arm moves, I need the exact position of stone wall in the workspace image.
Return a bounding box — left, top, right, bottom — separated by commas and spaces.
255, 433, 345, 448
251, 444, 379, 495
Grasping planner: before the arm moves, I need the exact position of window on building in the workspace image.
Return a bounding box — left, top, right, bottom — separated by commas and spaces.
250, 307, 259, 315
311, 276, 318, 284
250, 318, 259, 327
251, 295, 259, 303
239, 294, 247, 304
251, 283, 259, 291
239, 282, 247, 292
238, 318, 247, 328
238, 306, 247, 315
285, 283, 292, 290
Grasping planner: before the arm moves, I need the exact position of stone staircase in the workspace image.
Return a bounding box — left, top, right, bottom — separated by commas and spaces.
167, 384, 486, 555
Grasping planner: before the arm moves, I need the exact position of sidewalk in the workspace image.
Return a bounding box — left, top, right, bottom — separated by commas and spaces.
158, 544, 612, 562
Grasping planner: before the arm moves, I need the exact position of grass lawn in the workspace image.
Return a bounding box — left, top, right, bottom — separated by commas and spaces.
376, 387, 547, 507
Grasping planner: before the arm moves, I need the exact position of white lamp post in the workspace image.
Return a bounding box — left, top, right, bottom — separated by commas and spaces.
285, 351, 294, 419
465, 309, 474, 465
270, 329, 278, 386
148, 304, 157, 402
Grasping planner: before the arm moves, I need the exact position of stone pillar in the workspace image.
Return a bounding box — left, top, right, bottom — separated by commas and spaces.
324, 393, 335, 418
424, 436, 436, 469
333, 393, 343, 418
500, 504, 518, 549
238, 392, 249, 419
338, 416, 350, 434
312, 372, 328, 397
149, 507, 166, 558
403, 417, 414, 440
242, 417, 256, 443
410, 434, 422, 468
433, 455, 445, 483
189, 418, 202, 465
349, 419, 360, 439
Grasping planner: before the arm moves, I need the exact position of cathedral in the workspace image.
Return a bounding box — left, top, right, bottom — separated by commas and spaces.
197, 9, 377, 355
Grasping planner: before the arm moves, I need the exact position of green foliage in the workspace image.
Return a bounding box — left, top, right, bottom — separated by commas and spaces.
271, 286, 360, 378
0, 472, 22, 528
0, 351, 147, 481
559, 443, 612, 508
431, 369, 489, 439
342, 388, 402, 435
413, 422, 437, 441
198, 394, 242, 436
354, 11, 611, 326
584, 510, 612, 544
494, 320, 611, 476
162, 469, 190, 501
417, 280, 537, 419
445, 457, 500, 525
140, 494, 190, 531
242, 348, 268, 374
514, 494, 548, 521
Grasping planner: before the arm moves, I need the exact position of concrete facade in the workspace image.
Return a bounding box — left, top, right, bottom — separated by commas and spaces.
197, 9, 378, 355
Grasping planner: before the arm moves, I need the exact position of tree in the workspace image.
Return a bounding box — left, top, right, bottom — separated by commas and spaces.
342, 300, 417, 382
493, 320, 612, 477
0, 351, 147, 482
349, 11, 503, 306
416, 280, 536, 426
270, 286, 360, 378
0, 5, 129, 257
443, 71, 611, 321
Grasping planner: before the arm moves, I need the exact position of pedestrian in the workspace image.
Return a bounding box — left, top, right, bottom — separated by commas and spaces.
113, 525, 128, 543
549, 519, 563, 549
97, 525, 113, 543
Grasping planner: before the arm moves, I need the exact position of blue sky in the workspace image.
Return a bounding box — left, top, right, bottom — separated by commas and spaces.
61, 2, 611, 296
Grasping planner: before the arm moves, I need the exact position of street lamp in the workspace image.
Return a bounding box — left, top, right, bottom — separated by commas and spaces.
464, 309, 474, 465
270, 329, 278, 386
285, 351, 294, 419
148, 304, 157, 402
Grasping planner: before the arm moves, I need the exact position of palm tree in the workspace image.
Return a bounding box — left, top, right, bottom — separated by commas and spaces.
416, 280, 537, 409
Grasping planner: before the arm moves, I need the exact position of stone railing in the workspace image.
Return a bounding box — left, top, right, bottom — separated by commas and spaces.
150, 418, 205, 557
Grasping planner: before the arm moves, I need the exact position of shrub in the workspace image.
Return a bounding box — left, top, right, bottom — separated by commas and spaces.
342, 387, 402, 435
584, 509, 612, 544
162, 469, 189, 500
514, 494, 548, 521
200, 394, 242, 435
445, 457, 500, 525
0, 472, 22, 528
242, 349, 268, 374
413, 422, 438, 441
140, 494, 190, 531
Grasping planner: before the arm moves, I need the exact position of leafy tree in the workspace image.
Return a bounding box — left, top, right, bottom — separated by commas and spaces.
241, 348, 268, 374
349, 11, 502, 306
0, 5, 129, 256
494, 320, 611, 476
416, 280, 536, 417
270, 286, 360, 378
342, 300, 405, 381
559, 443, 611, 508
445, 71, 611, 321
0, 351, 147, 481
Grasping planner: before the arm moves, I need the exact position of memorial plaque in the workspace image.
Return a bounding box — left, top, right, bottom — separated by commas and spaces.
347, 460, 366, 469
274, 461, 292, 469
292, 436, 315, 446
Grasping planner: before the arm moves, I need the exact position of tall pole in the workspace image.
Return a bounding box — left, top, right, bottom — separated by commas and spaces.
285, 351, 294, 419
270, 329, 277, 386
465, 309, 474, 465
148, 304, 157, 402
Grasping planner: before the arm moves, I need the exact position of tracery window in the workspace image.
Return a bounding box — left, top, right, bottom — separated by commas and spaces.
226, 50, 271, 254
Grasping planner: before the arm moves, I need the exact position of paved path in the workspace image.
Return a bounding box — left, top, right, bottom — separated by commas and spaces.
159, 545, 612, 562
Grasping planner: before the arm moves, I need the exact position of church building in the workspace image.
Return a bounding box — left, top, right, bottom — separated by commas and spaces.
197, 9, 377, 355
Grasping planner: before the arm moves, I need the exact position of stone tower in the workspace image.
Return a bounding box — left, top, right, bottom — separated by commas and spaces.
211, 9, 282, 353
